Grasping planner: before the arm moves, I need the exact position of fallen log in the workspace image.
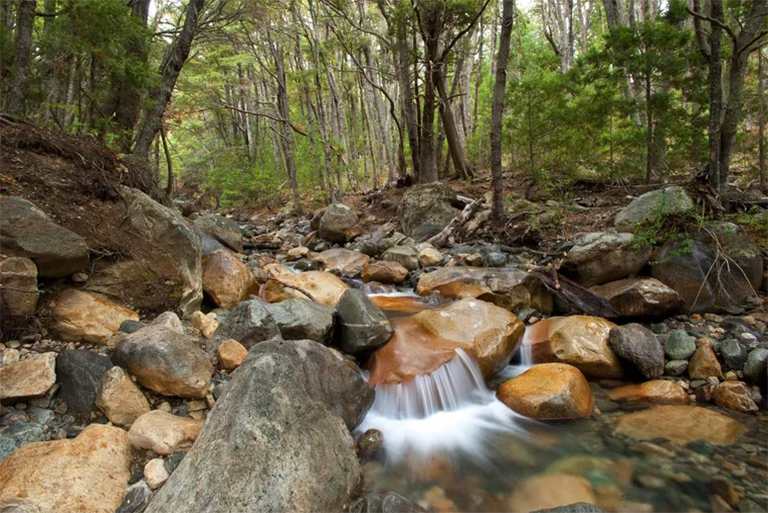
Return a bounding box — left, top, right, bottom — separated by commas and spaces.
427, 198, 484, 248
531, 269, 619, 318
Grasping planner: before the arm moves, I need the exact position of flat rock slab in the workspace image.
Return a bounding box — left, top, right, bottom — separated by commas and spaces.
614, 405, 746, 445
0, 352, 57, 402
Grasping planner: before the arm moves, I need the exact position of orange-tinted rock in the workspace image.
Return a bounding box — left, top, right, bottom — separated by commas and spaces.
614, 405, 746, 445
688, 344, 724, 380
52, 289, 139, 345
607, 380, 691, 405
497, 363, 594, 420
313, 248, 370, 277
591, 278, 683, 318
202, 249, 259, 308
260, 271, 349, 306
370, 295, 432, 314
507, 474, 597, 513
713, 381, 758, 413
361, 261, 409, 284
218, 339, 248, 371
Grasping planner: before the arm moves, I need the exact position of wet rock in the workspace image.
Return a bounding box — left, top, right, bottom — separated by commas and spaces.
720, 339, 748, 371
350, 492, 422, 513
144, 458, 170, 489
202, 249, 259, 308
744, 348, 768, 383
96, 366, 151, 428
688, 343, 724, 380
664, 330, 696, 360
0, 423, 45, 461
211, 298, 279, 349
217, 339, 248, 371
418, 247, 443, 267
361, 261, 409, 284
128, 410, 203, 455
55, 349, 113, 420
265, 298, 335, 342
508, 474, 598, 513
381, 246, 420, 272
0, 353, 57, 403
261, 271, 349, 306
713, 381, 758, 413
398, 183, 460, 241
0, 196, 89, 278
608, 324, 664, 379
614, 405, 746, 445
193, 214, 243, 253
120, 319, 143, 334
336, 289, 394, 356
293, 258, 321, 271
614, 186, 694, 232
111, 317, 213, 399
525, 316, 623, 379
607, 380, 691, 405
531, 504, 606, 513
144, 339, 374, 513
319, 203, 358, 243
313, 248, 370, 277
562, 232, 652, 287
115, 482, 152, 513
591, 278, 682, 318
52, 289, 139, 345
0, 256, 38, 319
497, 363, 594, 420
357, 429, 383, 458
0, 424, 132, 513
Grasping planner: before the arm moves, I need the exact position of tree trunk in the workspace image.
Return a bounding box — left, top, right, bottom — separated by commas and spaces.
760, 49, 766, 193
435, 65, 474, 180
706, 0, 723, 208
7, 0, 35, 117
420, 37, 438, 183
395, 16, 421, 179
491, 0, 514, 225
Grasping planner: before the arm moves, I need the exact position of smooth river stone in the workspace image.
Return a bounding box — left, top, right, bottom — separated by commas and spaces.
614, 405, 746, 445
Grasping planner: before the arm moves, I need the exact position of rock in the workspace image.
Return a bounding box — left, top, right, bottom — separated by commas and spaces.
119, 319, 143, 334
614, 186, 694, 232
200, 232, 226, 254
0, 423, 45, 461
261, 271, 349, 306
664, 330, 697, 360
418, 247, 443, 267
0, 196, 89, 277
318, 203, 358, 243
96, 366, 151, 428
530, 504, 606, 513
111, 318, 213, 399
313, 248, 370, 277
524, 316, 623, 379
128, 410, 203, 455
116, 482, 152, 513
55, 349, 113, 420
744, 348, 768, 383
713, 381, 758, 413
688, 344, 724, 380
607, 324, 664, 379
336, 289, 394, 356
614, 405, 746, 445
361, 261, 409, 284
416, 267, 552, 313
52, 289, 139, 345
720, 339, 748, 371
193, 214, 243, 253
0, 353, 56, 402
562, 232, 652, 287
651, 222, 763, 313
0, 256, 38, 319
398, 183, 460, 241
357, 429, 383, 458
190, 311, 218, 339
292, 258, 321, 271
497, 363, 594, 420
217, 339, 247, 371
144, 458, 170, 489
591, 278, 682, 318
0, 424, 132, 513
508, 474, 597, 513
202, 249, 259, 308
665, 360, 688, 376
211, 298, 279, 349
265, 298, 335, 341
350, 492, 422, 513
381, 246, 420, 271
287, 246, 309, 260
144, 339, 374, 513
607, 380, 691, 405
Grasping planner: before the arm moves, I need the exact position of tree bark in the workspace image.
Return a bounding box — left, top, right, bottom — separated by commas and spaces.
435, 66, 474, 180
491, 0, 514, 225
760, 48, 766, 193
706, 0, 723, 207
7, 0, 35, 117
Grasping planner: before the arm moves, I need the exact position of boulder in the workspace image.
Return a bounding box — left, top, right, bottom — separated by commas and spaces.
562, 232, 652, 287
261, 271, 349, 306
193, 214, 243, 253
144, 339, 374, 513
607, 324, 664, 379
211, 298, 279, 349
361, 261, 409, 284
398, 183, 460, 241
202, 249, 259, 308
111, 318, 213, 399
51, 289, 139, 345
128, 410, 203, 455
744, 348, 768, 383
497, 363, 594, 420
614, 405, 746, 445
651, 223, 763, 313
614, 186, 694, 232
720, 339, 748, 370
607, 380, 691, 405
508, 475, 597, 513
663, 330, 696, 360
591, 278, 682, 318
0, 423, 45, 462
265, 298, 335, 341
336, 289, 394, 356
318, 203, 358, 243
96, 366, 151, 428
0, 256, 38, 318
0, 424, 132, 513
525, 316, 624, 379
418, 247, 443, 267
0, 196, 89, 277
313, 248, 370, 277
370, 295, 432, 315
55, 349, 113, 420
713, 381, 758, 413
688, 343, 724, 380
381, 246, 420, 271
217, 339, 248, 371
0, 353, 56, 403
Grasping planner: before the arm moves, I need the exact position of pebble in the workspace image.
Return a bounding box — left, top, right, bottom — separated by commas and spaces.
144, 458, 170, 489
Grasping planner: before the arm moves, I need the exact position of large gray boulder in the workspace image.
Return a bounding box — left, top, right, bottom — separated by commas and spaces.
0, 196, 88, 277
318, 203, 358, 243
336, 289, 393, 356
193, 214, 243, 253
562, 232, 651, 287
145, 339, 374, 513
614, 186, 694, 232
56, 350, 113, 421
398, 183, 460, 241
265, 298, 335, 342
211, 298, 280, 349
608, 324, 664, 379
